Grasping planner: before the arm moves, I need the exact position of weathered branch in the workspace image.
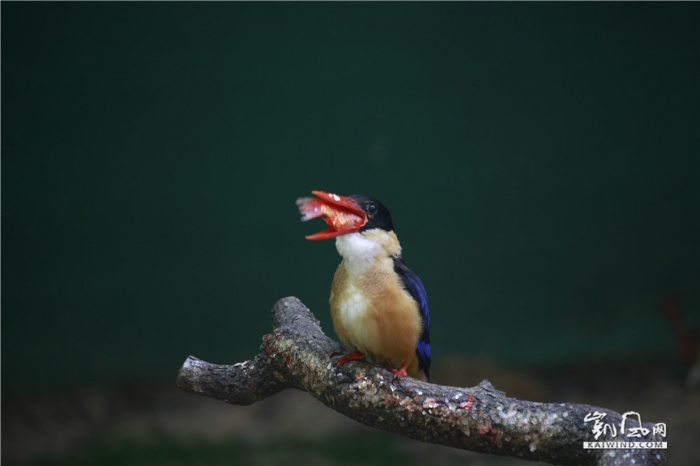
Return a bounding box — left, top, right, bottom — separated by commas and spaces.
176, 297, 666, 466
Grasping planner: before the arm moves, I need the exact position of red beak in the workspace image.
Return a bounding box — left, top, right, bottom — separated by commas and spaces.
296, 191, 367, 240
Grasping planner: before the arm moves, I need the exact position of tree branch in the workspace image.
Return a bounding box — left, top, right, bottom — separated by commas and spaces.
176, 297, 666, 466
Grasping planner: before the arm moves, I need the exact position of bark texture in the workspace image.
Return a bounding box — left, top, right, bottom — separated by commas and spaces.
176, 296, 666, 466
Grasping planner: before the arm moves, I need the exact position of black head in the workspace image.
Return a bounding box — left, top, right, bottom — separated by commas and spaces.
350, 195, 395, 233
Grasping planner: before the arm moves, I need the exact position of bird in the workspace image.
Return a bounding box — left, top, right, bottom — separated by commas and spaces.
296, 191, 431, 381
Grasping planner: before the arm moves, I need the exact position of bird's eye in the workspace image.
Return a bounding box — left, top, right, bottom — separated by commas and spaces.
367, 203, 378, 215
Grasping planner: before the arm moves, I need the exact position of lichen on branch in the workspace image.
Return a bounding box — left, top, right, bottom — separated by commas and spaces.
176, 297, 666, 466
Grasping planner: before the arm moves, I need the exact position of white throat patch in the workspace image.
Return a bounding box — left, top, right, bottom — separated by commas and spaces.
335, 233, 382, 275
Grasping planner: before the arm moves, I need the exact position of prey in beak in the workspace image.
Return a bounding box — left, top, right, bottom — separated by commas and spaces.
296, 190, 367, 240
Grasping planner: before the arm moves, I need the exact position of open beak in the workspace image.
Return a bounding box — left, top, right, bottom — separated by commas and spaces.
296, 190, 367, 240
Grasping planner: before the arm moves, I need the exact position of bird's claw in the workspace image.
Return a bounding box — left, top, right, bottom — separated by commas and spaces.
336, 351, 365, 367
392, 364, 408, 380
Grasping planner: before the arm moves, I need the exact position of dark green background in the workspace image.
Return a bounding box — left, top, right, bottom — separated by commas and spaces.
3, 2, 698, 392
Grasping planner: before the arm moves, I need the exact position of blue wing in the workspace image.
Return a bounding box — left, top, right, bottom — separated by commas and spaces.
393, 256, 431, 381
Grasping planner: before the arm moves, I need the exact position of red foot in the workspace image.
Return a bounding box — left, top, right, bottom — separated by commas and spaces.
392, 364, 408, 380
337, 351, 365, 367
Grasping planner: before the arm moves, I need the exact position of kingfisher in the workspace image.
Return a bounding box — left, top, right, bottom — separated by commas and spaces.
296, 190, 431, 381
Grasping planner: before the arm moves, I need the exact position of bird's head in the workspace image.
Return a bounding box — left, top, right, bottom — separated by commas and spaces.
296, 190, 400, 258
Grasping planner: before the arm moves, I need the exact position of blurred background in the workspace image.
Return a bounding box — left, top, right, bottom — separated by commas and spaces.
2, 2, 698, 465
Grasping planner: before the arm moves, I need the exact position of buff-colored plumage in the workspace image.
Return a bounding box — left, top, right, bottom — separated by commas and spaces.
329, 230, 426, 381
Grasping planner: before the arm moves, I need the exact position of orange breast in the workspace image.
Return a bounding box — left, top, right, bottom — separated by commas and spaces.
330, 258, 424, 380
